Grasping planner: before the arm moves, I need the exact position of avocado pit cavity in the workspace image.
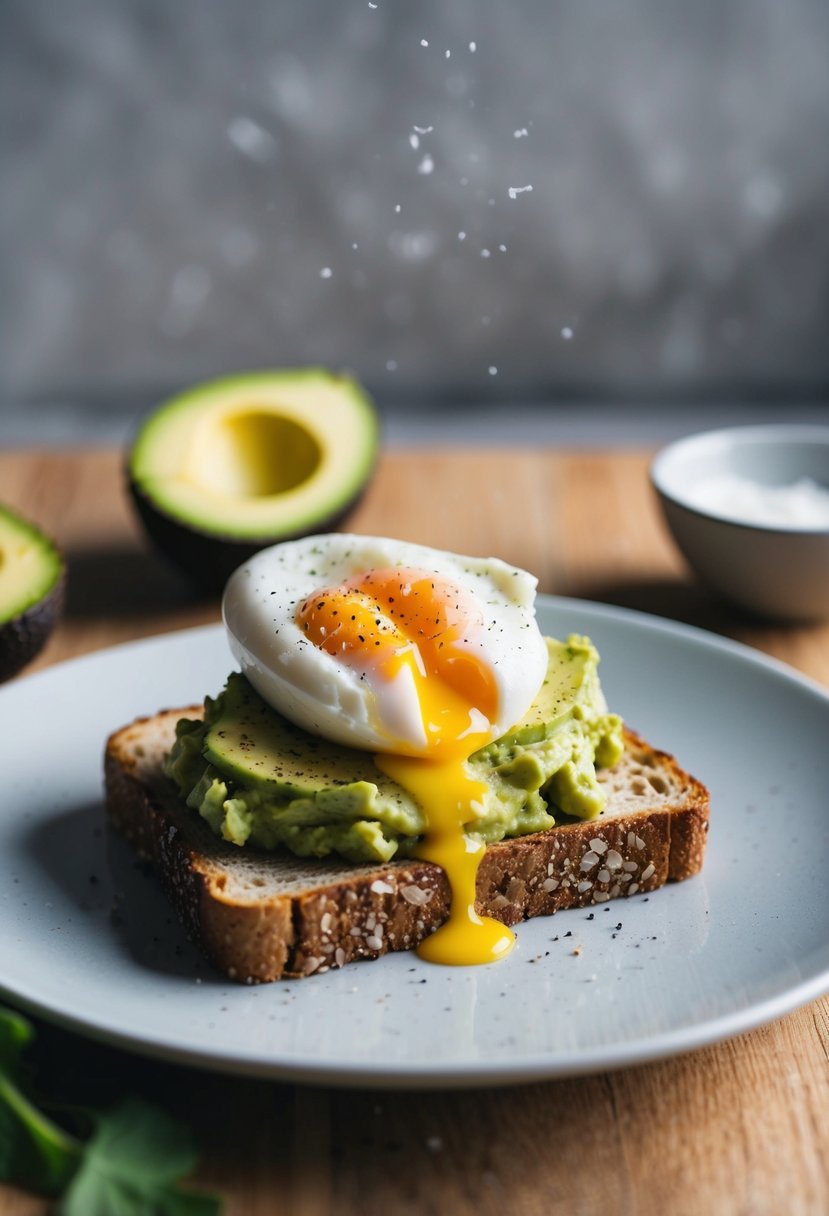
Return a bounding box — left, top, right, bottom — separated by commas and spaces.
185, 409, 323, 499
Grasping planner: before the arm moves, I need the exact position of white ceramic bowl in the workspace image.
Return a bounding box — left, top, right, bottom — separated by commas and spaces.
650, 425, 829, 621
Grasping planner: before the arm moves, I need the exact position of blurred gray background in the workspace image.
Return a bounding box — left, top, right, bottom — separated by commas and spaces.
2, 0, 828, 444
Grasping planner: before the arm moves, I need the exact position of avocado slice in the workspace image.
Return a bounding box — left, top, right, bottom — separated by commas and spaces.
127, 369, 380, 590
0, 504, 65, 681
202, 669, 390, 793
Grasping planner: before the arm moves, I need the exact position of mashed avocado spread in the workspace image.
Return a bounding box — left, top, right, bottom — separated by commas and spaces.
164, 635, 623, 864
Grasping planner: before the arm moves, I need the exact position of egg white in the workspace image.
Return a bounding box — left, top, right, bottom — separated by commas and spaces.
222, 534, 548, 754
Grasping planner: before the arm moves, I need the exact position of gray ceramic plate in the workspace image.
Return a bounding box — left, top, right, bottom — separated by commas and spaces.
1, 598, 827, 1088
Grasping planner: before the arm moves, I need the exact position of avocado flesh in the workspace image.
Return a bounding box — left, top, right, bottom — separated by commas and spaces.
0, 505, 65, 681
164, 636, 624, 863
128, 370, 379, 589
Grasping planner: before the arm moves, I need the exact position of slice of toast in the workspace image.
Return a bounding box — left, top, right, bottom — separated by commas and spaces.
104, 709, 709, 982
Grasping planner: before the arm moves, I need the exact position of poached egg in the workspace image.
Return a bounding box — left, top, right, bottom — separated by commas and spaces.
223, 534, 549, 965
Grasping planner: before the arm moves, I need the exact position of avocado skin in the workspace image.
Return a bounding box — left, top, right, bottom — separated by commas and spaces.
0, 568, 65, 682
128, 475, 372, 592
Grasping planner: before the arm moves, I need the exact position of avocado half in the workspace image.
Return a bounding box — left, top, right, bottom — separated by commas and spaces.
0, 504, 65, 681
127, 369, 380, 590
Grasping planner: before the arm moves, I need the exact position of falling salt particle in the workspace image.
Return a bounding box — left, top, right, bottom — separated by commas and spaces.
409, 132, 420, 149
513, 128, 529, 139
508, 184, 533, 200
420, 38, 429, 47
368, 1, 377, 7
445, 49, 451, 59
320, 267, 333, 279
488, 366, 498, 376
561, 326, 574, 340
386, 360, 398, 371
227, 116, 277, 163
417, 154, 434, 175
413, 125, 433, 135
352, 242, 359, 250
469, 41, 477, 52
498, 244, 507, 252
458, 231, 466, 240
480, 248, 491, 258
394, 203, 401, 212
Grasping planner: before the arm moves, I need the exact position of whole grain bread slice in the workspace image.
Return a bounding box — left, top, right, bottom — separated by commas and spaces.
104, 709, 709, 982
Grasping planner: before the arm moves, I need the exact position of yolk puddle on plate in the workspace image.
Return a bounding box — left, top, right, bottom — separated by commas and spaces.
296, 567, 516, 966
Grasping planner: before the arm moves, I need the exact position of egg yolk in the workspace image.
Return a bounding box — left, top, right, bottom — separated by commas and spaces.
296, 567, 515, 965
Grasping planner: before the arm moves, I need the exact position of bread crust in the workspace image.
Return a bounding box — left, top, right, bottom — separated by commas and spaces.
104, 710, 709, 981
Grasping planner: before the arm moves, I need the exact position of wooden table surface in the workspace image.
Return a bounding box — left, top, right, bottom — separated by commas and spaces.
2, 446, 828, 1216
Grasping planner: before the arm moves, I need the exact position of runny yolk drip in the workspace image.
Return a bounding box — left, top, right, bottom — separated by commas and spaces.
296, 567, 516, 965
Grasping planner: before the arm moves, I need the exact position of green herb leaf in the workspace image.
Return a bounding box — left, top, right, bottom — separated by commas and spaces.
59, 1098, 221, 1216
0, 1007, 221, 1212
0, 1005, 34, 1070
0, 1007, 81, 1193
